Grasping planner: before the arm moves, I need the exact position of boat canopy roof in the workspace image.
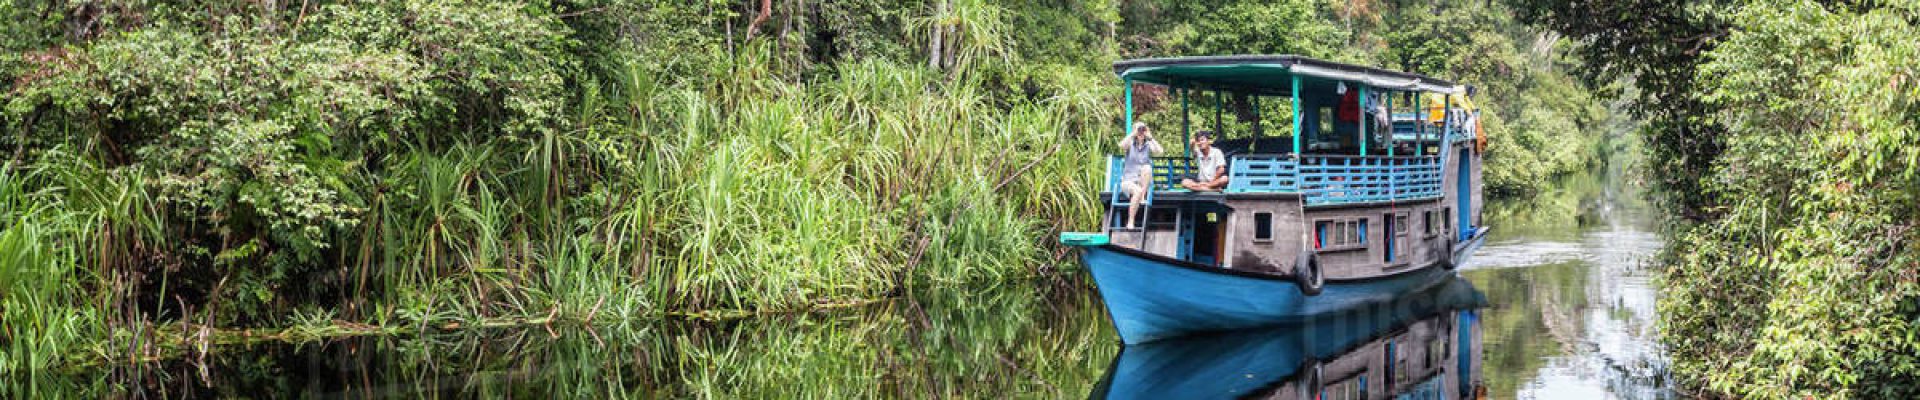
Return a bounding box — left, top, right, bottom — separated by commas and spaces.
1113, 55, 1460, 95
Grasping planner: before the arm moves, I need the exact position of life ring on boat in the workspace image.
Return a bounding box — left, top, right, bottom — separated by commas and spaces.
1297, 358, 1325, 398
1437, 237, 1458, 270
1294, 252, 1324, 296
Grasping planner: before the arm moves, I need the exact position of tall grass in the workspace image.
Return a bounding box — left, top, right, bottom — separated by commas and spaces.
603, 53, 1109, 311
4, 42, 1117, 371
0, 153, 142, 375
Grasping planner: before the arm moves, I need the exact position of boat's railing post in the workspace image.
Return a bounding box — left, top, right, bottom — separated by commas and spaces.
1181, 86, 1191, 158
1291, 75, 1302, 155
1358, 85, 1368, 157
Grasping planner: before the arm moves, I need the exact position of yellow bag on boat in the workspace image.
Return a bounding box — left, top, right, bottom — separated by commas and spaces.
1423, 92, 1476, 124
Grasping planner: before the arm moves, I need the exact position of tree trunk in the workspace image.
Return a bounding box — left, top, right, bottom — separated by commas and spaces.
928, 0, 946, 70
943, 25, 958, 70
746, 0, 772, 40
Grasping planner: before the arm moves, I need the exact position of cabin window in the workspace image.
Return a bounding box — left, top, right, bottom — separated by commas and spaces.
1427, 337, 1447, 369
1422, 210, 1437, 238
1313, 218, 1367, 251
1147, 207, 1178, 228
1324, 377, 1366, 400
1253, 212, 1273, 242
1443, 208, 1453, 232
1396, 357, 1409, 384
1318, 107, 1335, 136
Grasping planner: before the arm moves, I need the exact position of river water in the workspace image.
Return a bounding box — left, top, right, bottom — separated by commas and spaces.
1462, 169, 1676, 399
16, 170, 1676, 399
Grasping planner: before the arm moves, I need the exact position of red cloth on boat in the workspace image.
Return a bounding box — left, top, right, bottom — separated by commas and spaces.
1337, 90, 1361, 123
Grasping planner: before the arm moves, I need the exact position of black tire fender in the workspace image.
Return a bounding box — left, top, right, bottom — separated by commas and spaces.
1298, 358, 1325, 398
1438, 236, 1459, 270
1294, 251, 1324, 296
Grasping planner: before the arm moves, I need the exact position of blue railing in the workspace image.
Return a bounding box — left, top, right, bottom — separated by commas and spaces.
1299, 156, 1397, 204
1389, 156, 1444, 199
1150, 157, 1197, 189
1300, 155, 1444, 205
1225, 155, 1299, 192
1105, 156, 1196, 206
1106, 154, 1442, 206
1391, 111, 1478, 143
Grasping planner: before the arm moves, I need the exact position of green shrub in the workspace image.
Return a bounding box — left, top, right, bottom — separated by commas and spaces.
1658, 2, 1920, 397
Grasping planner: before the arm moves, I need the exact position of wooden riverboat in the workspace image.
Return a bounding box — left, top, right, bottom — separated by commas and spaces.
1090, 276, 1488, 400
1060, 55, 1491, 344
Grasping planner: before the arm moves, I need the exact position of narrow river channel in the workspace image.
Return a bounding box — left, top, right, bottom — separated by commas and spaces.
25, 169, 1676, 399
1462, 167, 1676, 399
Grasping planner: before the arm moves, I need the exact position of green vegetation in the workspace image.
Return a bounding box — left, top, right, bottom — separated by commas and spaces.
1, 0, 1116, 372
1519, 0, 1920, 397
2, 0, 1610, 374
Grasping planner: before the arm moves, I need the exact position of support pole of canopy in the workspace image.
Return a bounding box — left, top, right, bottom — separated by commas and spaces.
1386, 90, 1395, 157
1445, 94, 1455, 144
1439, 91, 1451, 173
1214, 90, 1224, 136
1359, 85, 1368, 157
1244, 95, 1259, 151
1291, 76, 1302, 154
1416, 91, 1426, 156
1125, 79, 1134, 139
1182, 87, 1191, 158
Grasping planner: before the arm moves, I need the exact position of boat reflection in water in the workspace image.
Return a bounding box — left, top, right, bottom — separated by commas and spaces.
1093, 276, 1488, 400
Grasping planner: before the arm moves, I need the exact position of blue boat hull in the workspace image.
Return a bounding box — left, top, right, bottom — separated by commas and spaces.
1083, 227, 1488, 344
1092, 277, 1487, 399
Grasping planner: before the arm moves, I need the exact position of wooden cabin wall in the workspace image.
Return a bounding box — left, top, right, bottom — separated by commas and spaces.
1220, 197, 1306, 274
1108, 226, 1182, 259
1299, 201, 1448, 280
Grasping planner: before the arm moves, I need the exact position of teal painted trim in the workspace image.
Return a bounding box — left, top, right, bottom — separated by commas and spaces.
1176, 211, 1195, 261
1358, 86, 1368, 156
1059, 232, 1110, 247
1291, 76, 1302, 154
1181, 88, 1192, 158
1107, 155, 1128, 207
1386, 92, 1395, 157
1437, 92, 1450, 165
1458, 149, 1472, 241
1124, 79, 1135, 136
1417, 92, 1428, 155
